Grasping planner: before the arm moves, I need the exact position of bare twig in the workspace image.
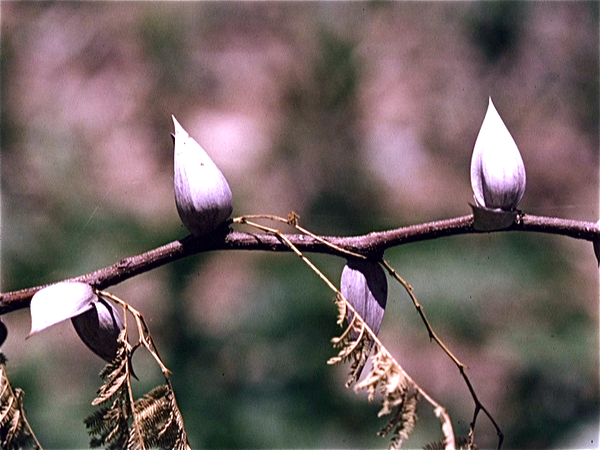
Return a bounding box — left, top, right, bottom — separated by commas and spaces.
382, 260, 504, 449
235, 213, 368, 260
1, 213, 597, 314
97, 290, 171, 377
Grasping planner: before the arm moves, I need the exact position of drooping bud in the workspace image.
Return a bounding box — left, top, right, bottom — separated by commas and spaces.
340, 258, 388, 380
72, 297, 124, 362
0, 319, 7, 348
470, 98, 526, 230
28, 282, 124, 362
341, 259, 388, 338
594, 220, 600, 266
172, 116, 233, 236
29, 282, 96, 337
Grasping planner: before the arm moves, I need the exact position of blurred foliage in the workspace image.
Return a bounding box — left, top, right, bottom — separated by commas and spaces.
507, 362, 599, 448
384, 231, 598, 448
161, 254, 383, 447
273, 29, 384, 235
467, 2, 526, 63
1, 2, 598, 449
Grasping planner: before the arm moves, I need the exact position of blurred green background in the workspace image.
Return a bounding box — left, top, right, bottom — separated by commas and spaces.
1, 2, 598, 448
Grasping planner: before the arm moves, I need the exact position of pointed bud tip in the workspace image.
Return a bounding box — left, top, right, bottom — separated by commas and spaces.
172, 114, 234, 235
485, 97, 502, 123
172, 115, 187, 137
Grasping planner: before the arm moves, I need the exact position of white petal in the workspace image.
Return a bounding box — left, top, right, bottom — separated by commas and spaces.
173, 116, 233, 236
29, 282, 96, 336
470, 98, 526, 210
72, 298, 124, 362
594, 220, 600, 266
341, 259, 387, 336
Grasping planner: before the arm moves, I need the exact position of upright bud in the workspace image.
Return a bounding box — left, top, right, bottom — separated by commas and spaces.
470, 98, 526, 230
173, 116, 233, 236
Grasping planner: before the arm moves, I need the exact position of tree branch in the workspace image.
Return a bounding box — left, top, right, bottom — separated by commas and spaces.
1, 213, 598, 314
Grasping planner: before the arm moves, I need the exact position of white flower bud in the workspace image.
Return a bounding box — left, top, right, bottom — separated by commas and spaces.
28, 282, 124, 362
470, 98, 526, 211
341, 259, 387, 337
594, 220, 600, 266
72, 297, 124, 362
0, 319, 7, 348
340, 259, 387, 379
173, 116, 233, 236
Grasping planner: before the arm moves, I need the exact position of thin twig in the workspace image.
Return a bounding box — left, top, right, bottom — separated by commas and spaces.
382, 260, 465, 369
98, 290, 171, 377
124, 337, 147, 450
21, 395, 43, 450
234, 213, 368, 260
382, 259, 504, 449
235, 217, 342, 293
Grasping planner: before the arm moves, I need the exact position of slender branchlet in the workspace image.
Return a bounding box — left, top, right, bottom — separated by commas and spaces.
382, 259, 503, 449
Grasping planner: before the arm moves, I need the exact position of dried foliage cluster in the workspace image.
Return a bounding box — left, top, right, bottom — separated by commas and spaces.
84, 331, 188, 450
329, 298, 421, 447
0, 291, 190, 450
84, 293, 190, 450
0, 354, 40, 450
